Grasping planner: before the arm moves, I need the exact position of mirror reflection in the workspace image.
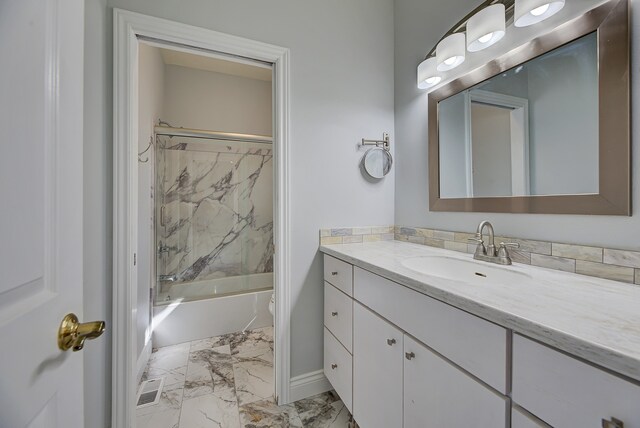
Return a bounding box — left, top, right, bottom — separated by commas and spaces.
362, 147, 393, 179
438, 32, 598, 199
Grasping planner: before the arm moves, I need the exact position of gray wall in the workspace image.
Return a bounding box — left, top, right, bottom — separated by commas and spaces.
137, 43, 164, 365
163, 64, 273, 136
394, 0, 640, 251
83, 0, 394, 426
83, 1, 112, 427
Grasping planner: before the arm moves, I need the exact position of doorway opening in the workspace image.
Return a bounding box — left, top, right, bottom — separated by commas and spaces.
113, 10, 291, 428
135, 42, 276, 426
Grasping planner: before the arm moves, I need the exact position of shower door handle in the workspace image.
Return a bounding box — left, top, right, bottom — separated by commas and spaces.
160, 206, 165, 227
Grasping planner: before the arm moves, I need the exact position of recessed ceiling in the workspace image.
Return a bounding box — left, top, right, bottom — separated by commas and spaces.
159, 48, 272, 82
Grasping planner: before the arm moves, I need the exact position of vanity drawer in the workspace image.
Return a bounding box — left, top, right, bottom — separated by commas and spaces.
512, 334, 640, 428
324, 255, 353, 296
324, 282, 353, 353
353, 266, 508, 393
324, 327, 353, 412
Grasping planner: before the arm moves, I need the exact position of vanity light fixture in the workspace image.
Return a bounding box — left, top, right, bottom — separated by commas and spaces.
436, 33, 466, 71
467, 4, 506, 52
417, 57, 441, 89
514, 0, 565, 27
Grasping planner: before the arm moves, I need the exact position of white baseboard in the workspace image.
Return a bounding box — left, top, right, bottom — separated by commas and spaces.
136, 339, 153, 386
289, 369, 332, 403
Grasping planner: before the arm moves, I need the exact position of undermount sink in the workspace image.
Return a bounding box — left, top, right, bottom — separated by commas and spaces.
401, 255, 532, 286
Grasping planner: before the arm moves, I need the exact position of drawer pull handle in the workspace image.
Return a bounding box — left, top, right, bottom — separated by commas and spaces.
331, 363, 338, 370
331, 271, 338, 276
602, 418, 624, 428
387, 338, 396, 346
331, 311, 338, 317
405, 351, 415, 360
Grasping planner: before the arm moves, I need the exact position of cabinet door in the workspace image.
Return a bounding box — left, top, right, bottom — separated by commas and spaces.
403, 335, 508, 428
353, 303, 403, 428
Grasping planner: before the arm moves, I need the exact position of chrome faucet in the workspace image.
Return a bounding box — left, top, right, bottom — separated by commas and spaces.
468, 221, 519, 265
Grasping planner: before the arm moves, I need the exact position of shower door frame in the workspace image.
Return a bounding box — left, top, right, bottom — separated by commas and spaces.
113, 9, 292, 427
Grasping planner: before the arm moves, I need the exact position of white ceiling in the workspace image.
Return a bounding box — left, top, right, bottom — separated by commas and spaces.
159, 48, 272, 82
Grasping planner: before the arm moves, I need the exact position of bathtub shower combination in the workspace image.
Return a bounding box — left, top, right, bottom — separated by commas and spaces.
152, 127, 274, 347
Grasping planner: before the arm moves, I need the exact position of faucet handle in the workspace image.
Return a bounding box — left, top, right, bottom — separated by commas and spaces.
467, 236, 484, 244
499, 242, 520, 248
497, 242, 519, 258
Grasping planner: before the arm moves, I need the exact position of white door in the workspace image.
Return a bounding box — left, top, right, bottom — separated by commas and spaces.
0, 1, 95, 427
403, 335, 508, 428
353, 303, 403, 428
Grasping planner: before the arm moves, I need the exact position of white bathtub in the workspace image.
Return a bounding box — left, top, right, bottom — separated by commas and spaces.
152, 272, 273, 347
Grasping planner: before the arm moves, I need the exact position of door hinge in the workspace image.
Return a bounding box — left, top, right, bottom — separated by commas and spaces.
134, 253, 137, 266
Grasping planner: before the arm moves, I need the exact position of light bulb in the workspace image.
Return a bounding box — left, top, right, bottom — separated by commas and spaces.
417, 57, 440, 89
514, 0, 564, 27
530, 3, 550, 16
466, 4, 505, 52
436, 33, 466, 71
478, 32, 494, 44
425, 76, 441, 85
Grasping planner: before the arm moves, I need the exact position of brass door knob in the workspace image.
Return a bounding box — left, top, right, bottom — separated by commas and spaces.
58, 313, 106, 352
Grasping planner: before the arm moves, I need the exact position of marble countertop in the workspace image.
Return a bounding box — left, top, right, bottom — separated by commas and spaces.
320, 240, 640, 382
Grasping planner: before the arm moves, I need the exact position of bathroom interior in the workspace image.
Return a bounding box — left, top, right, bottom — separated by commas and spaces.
6, 0, 640, 427
125, 0, 640, 426
134, 43, 281, 426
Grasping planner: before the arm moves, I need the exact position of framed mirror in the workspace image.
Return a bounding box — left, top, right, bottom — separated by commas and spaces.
429, 0, 630, 215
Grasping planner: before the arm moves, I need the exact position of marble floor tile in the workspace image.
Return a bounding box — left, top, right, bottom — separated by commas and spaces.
295, 392, 351, 428
227, 326, 273, 355
190, 335, 228, 352
147, 342, 191, 386
184, 344, 235, 400
232, 346, 274, 406
136, 408, 180, 428
293, 391, 340, 415
299, 400, 351, 428
179, 391, 241, 428
238, 398, 303, 428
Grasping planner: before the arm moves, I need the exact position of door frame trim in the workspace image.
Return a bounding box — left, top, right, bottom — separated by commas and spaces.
113, 9, 291, 426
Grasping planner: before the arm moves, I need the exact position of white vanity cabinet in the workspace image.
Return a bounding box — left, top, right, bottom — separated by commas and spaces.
353, 303, 403, 428
512, 334, 640, 428
322, 253, 640, 428
322, 255, 354, 413
403, 334, 508, 427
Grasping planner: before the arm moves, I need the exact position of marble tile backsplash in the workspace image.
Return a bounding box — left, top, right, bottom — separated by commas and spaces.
319, 225, 640, 285
319, 226, 395, 245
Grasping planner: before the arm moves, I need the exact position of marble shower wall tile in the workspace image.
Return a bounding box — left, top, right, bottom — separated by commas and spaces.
322, 225, 640, 286
157, 135, 274, 284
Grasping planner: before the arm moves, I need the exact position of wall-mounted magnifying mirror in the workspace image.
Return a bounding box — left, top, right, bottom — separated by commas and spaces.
362, 147, 393, 179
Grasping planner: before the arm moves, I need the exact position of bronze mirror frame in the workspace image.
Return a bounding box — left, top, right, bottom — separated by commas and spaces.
428, 0, 630, 215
